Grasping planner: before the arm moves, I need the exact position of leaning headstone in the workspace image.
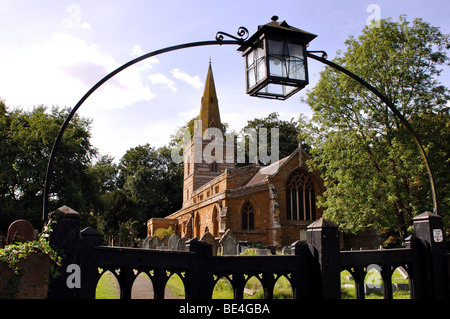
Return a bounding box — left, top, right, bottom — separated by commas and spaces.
142, 236, 152, 249
168, 233, 180, 251
200, 231, 218, 255
162, 235, 170, 248
148, 236, 161, 249
219, 229, 238, 255
7, 219, 34, 244
177, 237, 188, 252
148, 236, 162, 249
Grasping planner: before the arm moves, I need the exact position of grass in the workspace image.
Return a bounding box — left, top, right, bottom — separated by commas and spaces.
165, 273, 186, 298
95, 271, 294, 299
96, 268, 410, 299
96, 271, 120, 299
212, 275, 293, 299
340, 268, 411, 299
212, 277, 234, 299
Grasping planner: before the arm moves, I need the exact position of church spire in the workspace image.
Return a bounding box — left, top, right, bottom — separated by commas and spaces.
199, 61, 222, 135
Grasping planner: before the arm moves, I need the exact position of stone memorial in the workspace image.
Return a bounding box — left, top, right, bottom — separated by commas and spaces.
148, 236, 161, 249
200, 231, 218, 255
161, 235, 170, 248
177, 236, 188, 251
142, 236, 151, 249
219, 229, 238, 255
6, 219, 34, 244
168, 233, 180, 251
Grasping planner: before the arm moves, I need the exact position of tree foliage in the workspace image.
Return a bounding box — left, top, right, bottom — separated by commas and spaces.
0, 101, 96, 232
304, 16, 450, 242
239, 112, 303, 166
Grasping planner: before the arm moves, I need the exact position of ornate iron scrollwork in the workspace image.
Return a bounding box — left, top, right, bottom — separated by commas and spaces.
215, 26, 249, 44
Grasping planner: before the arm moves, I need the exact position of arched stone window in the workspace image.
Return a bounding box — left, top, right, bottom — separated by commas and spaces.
241, 201, 255, 231
286, 169, 316, 220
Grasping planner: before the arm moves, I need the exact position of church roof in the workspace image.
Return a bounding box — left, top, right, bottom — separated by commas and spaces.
245, 156, 290, 186
245, 145, 309, 187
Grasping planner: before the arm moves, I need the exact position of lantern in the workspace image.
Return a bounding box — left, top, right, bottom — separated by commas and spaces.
238, 16, 316, 100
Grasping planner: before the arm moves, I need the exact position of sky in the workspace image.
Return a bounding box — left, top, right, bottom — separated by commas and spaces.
1, 0, 449, 161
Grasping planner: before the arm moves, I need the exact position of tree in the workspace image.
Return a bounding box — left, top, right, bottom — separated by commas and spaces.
304, 16, 450, 244
0, 101, 97, 232
97, 189, 138, 245
117, 144, 183, 236
239, 112, 302, 166
89, 154, 118, 194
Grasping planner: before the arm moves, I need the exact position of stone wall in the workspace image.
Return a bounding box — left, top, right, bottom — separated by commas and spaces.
147, 218, 177, 238
0, 252, 49, 299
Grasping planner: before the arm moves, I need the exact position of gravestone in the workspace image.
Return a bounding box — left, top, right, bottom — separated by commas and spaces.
142, 236, 151, 249
168, 233, 180, 250
281, 246, 291, 255
219, 229, 238, 255
239, 241, 252, 254
7, 219, 34, 244
161, 235, 170, 248
177, 237, 188, 251
200, 231, 218, 255
148, 236, 161, 249
254, 248, 271, 255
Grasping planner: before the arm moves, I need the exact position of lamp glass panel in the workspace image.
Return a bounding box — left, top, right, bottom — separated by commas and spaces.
268, 40, 285, 78
246, 40, 266, 90
268, 40, 306, 81
257, 83, 297, 98
287, 43, 305, 80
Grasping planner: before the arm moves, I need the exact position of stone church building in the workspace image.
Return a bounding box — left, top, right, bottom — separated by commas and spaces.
147, 63, 325, 250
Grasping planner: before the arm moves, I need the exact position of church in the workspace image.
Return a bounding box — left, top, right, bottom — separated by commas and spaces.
147, 62, 325, 250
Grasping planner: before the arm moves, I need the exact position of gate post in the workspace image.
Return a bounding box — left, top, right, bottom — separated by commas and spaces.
78, 227, 100, 299
47, 206, 81, 299
405, 234, 428, 299
413, 212, 449, 299
290, 241, 313, 299
187, 238, 213, 299
307, 218, 340, 299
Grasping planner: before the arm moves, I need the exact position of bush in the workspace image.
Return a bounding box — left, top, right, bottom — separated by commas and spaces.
154, 227, 174, 240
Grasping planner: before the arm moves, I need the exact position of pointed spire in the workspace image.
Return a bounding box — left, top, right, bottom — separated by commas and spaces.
199, 61, 222, 135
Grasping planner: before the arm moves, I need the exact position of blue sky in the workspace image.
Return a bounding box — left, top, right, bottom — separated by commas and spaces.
1, 0, 449, 161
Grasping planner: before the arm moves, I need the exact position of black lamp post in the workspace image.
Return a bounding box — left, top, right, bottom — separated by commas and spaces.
42, 17, 438, 223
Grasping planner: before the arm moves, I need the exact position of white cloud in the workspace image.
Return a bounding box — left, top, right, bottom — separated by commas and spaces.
148, 73, 178, 92
0, 32, 156, 111
171, 69, 203, 89
131, 45, 145, 56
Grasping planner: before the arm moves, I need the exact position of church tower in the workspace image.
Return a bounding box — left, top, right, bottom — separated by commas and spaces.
182, 62, 235, 206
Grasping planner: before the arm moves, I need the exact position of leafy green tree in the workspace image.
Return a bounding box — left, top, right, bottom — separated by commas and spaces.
97, 189, 138, 245
118, 144, 183, 225
239, 112, 302, 166
304, 16, 450, 243
0, 101, 97, 232
89, 154, 118, 194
